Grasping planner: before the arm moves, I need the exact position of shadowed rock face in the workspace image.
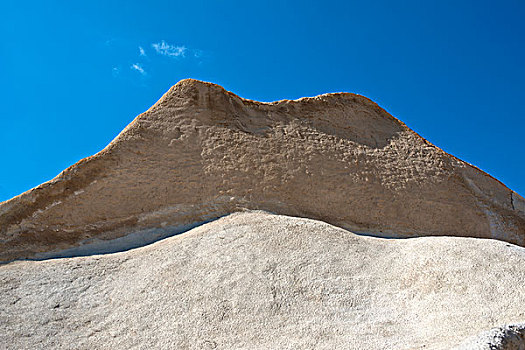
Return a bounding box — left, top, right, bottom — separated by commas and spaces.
1, 79, 524, 261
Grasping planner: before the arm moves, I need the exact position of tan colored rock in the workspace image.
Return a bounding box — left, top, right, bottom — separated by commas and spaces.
1, 212, 524, 349
0, 79, 523, 261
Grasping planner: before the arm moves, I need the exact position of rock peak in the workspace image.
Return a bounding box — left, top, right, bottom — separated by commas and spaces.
163, 78, 371, 107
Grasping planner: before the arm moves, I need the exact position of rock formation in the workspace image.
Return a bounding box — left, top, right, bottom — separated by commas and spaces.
2, 80, 525, 349
457, 324, 525, 350
1, 212, 524, 349
1, 79, 524, 262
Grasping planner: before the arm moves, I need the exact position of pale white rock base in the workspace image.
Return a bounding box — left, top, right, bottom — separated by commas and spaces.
1, 211, 524, 349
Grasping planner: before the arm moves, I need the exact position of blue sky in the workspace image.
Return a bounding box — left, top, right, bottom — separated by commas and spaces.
1, 0, 524, 201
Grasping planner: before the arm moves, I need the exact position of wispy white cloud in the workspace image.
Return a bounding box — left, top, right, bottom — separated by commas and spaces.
139, 46, 146, 57
193, 49, 204, 58
112, 66, 120, 77
131, 63, 146, 75
152, 40, 187, 57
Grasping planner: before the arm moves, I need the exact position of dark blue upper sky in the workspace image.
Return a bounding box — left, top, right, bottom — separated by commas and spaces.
1, 0, 524, 201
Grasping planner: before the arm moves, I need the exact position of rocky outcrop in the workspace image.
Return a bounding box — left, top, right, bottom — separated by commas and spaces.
456, 324, 525, 350
1, 212, 524, 349
1, 79, 523, 261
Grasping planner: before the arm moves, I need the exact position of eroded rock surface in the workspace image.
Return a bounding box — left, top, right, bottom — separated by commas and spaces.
1, 212, 524, 349
456, 324, 525, 350
1, 79, 524, 261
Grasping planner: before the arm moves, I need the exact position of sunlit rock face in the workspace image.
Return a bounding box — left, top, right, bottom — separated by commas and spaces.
0, 78, 523, 262
1, 80, 524, 349
1, 212, 524, 349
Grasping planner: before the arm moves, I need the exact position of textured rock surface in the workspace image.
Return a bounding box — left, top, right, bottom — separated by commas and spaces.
1, 79, 524, 261
456, 324, 525, 350
1, 212, 524, 349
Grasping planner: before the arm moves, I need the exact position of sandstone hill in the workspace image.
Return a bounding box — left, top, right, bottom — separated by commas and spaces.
1, 212, 524, 349
0, 79, 524, 262
1, 80, 525, 349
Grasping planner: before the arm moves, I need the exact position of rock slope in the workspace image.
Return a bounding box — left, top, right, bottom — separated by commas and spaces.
1, 212, 524, 349
1, 79, 524, 261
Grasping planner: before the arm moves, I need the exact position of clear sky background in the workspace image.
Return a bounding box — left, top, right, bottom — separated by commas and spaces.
1, 0, 524, 202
